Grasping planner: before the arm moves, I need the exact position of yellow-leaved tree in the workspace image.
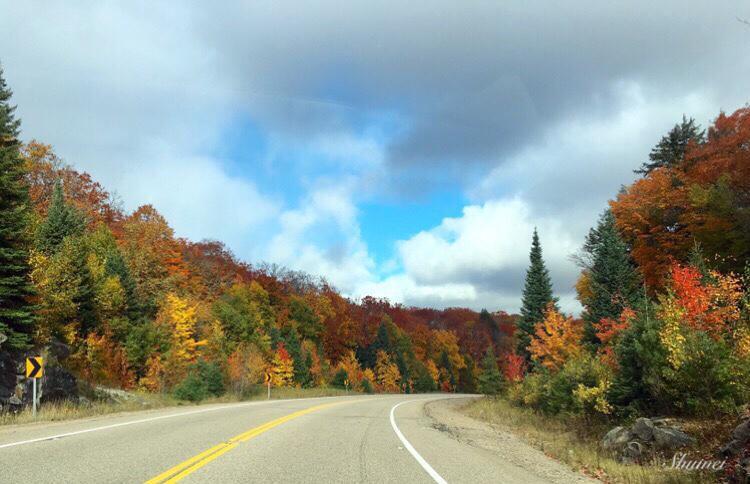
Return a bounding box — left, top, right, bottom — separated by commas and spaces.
336, 350, 362, 386
425, 359, 439, 384
156, 293, 203, 386
375, 350, 401, 392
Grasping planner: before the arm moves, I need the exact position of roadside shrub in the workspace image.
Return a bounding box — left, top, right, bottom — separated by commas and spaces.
360, 378, 374, 394
477, 348, 505, 395
173, 372, 208, 402
195, 360, 225, 397
609, 302, 750, 417
545, 355, 611, 415
509, 354, 612, 416
608, 306, 667, 416
172, 360, 226, 402
508, 372, 545, 408
658, 329, 750, 416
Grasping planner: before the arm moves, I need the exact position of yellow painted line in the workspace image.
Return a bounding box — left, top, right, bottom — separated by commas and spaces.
144, 443, 233, 484
145, 400, 351, 484
162, 443, 238, 483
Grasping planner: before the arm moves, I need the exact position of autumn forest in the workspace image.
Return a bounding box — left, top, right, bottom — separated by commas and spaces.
2, 63, 750, 418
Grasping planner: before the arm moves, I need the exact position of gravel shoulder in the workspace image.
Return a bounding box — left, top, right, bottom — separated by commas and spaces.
425, 397, 599, 484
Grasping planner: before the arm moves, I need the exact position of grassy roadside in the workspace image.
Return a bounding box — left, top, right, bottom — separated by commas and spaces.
0, 386, 357, 427
462, 397, 713, 484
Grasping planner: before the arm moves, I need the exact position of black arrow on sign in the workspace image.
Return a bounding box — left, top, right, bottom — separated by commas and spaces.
28, 358, 42, 378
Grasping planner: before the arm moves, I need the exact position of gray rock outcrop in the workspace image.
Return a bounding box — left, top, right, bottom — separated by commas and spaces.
0, 341, 79, 412
601, 416, 695, 461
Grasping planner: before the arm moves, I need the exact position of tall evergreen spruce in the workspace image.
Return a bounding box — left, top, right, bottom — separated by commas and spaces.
581, 211, 641, 346
517, 229, 557, 359
0, 65, 35, 350
634, 115, 705, 175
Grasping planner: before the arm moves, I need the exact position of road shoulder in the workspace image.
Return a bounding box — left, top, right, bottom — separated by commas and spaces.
424, 397, 599, 483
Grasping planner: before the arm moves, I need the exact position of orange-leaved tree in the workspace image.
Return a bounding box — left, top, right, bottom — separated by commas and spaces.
528, 304, 584, 371
82, 331, 135, 389
669, 264, 742, 338
611, 107, 750, 289
227, 343, 267, 393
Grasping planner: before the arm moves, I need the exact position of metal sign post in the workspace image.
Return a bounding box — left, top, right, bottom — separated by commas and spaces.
26, 357, 43, 418
264, 372, 271, 399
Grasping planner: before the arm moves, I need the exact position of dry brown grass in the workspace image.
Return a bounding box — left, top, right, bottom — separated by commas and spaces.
0, 391, 175, 426
0, 386, 356, 427
463, 397, 716, 484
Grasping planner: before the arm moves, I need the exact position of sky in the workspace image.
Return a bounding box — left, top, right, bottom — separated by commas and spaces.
1, 1, 749, 314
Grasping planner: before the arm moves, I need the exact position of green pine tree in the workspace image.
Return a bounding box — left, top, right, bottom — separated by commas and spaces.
438, 350, 455, 387
457, 355, 477, 393
103, 234, 140, 320
517, 229, 557, 359
608, 300, 664, 415
394, 348, 410, 392
477, 347, 504, 395
479, 309, 501, 347
35, 180, 85, 254
374, 321, 391, 353
359, 320, 392, 368
67, 235, 98, 334
411, 359, 436, 393
282, 328, 311, 386
0, 64, 35, 350
581, 211, 641, 346
634, 115, 704, 175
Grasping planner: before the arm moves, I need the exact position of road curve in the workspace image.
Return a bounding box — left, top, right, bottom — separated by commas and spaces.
0, 394, 582, 483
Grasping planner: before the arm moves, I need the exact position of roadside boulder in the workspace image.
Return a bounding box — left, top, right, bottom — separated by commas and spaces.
602, 417, 695, 461
602, 426, 633, 450
633, 417, 655, 441
720, 418, 750, 457
653, 426, 695, 449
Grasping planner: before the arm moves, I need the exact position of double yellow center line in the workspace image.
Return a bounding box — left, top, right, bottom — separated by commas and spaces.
145, 400, 349, 483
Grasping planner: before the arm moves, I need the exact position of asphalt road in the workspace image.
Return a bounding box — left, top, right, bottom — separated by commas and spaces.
0, 394, 570, 483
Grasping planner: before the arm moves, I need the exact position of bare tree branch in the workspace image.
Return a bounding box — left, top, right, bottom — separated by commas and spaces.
738, 16, 750, 27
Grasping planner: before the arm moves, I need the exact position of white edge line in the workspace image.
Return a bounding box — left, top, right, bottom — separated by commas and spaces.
0, 395, 351, 450
390, 400, 448, 484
